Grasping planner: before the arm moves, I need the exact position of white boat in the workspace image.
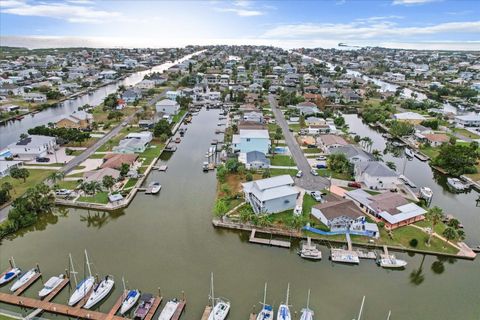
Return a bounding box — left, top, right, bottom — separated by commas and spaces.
300, 290, 314, 320
0, 267, 21, 286
405, 148, 414, 158
377, 254, 408, 269
120, 289, 141, 315
299, 237, 322, 260
419, 186, 433, 201
157, 299, 179, 320
68, 251, 95, 306
256, 283, 273, 320
330, 249, 360, 264
146, 182, 161, 194
10, 268, 38, 292
39, 274, 64, 298
208, 273, 230, 320
84, 275, 115, 309
447, 178, 470, 191
399, 174, 416, 188
277, 284, 291, 320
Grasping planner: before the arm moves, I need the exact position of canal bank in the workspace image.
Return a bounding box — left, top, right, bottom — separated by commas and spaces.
1, 109, 479, 320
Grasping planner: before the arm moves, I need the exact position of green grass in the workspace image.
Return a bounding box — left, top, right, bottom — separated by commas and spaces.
139, 144, 165, 166
269, 168, 298, 177
89, 153, 107, 159
270, 155, 296, 166
302, 194, 317, 215
317, 168, 353, 181
123, 178, 138, 189
288, 123, 301, 132
420, 145, 440, 158
452, 128, 480, 140
56, 180, 80, 190
23, 162, 63, 167
303, 148, 321, 154
77, 192, 109, 204
0, 315, 17, 320
0, 169, 52, 202
172, 109, 187, 124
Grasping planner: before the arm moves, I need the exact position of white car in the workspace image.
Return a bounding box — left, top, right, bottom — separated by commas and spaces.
310, 169, 318, 176
293, 205, 302, 216
55, 189, 72, 196
296, 170, 303, 178
311, 191, 323, 202
316, 156, 327, 161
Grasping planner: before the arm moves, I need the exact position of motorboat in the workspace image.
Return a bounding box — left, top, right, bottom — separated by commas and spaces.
330, 249, 360, 264
68, 251, 95, 306
83, 275, 115, 309
157, 298, 180, 320
10, 268, 38, 292
300, 290, 314, 320
208, 273, 230, 320
133, 293, 155, 319
298, 237, 322, 260
146, 182, 161, 194
203, 162, 209, 172
39, 274, 64, 298
277, 284, 291, 320
256, 283, 273, 320
447, 178, 470, 191
419, 187, 433, 201
377, 254, 408, 269
120, 289, 141, 315
0, 268, 21, 286
399, 175, 416, 188
405, 148, 414, 158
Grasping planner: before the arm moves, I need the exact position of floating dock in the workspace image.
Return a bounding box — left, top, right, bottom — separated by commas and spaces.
171, 299, 187, 320
106, 290, 126, 319
144, 296, 163, 320
249, 229, 291, 248
14, 271, 42, 296
152, 165, 168, 171
25, 277, 70, 319
201, 305, 212, 320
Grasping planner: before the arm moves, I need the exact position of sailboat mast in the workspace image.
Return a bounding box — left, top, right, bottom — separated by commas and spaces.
263, 282, 267, 306
84, 250, 92, 277
10, 257, 16, 269
69, 253, 78, 286
210, 272, 216, 320
285, 283, 290, 306
306, 289, 311, 309
357, 296, 366, 320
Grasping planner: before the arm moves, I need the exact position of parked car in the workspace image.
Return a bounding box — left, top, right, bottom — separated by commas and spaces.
348, 182, 362, 188
36, 157, 50, 163
310, 169, 318, 176
293, 205, 302, 216
296, 170, 303, 178
316, 162, 327, 169
307, 144, 317, 149
316, 156, 326, 161
55, 189, 72, 196
310, 191, 323, 202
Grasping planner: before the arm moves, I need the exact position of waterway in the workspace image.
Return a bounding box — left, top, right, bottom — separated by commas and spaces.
0, 51, 204, 149
1, 109, 479, 320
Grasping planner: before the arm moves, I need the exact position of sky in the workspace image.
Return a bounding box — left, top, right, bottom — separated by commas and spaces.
0, 0, 479, 50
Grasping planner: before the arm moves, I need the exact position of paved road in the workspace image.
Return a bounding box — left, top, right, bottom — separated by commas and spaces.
269, 94, 330, 191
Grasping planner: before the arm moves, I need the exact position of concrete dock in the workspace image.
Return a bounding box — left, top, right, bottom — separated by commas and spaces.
249, 229, 291, 248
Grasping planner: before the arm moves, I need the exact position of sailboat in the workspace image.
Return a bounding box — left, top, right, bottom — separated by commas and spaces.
256, 283, 273, 320
10, 268, 39, 292
84, 275, 115, 309
208, 273, 230, 320
39, 274, 64, 298
300, 290, 314, 320
0, 258, 21, 286
68, 251, 95, 306
277, 284, 292, 320
120, 277, 141, 315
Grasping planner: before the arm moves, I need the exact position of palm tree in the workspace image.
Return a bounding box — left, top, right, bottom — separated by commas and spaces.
426, 206, 444, 246
442, 227, 457, 243
372, 149, 383, 161
47, 172, 65, 184
1, 182, 13, 197
386, 161, 396, 171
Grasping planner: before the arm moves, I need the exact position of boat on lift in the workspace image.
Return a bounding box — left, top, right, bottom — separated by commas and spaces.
277, 283, 292, 320
39, 274, 64, 298
399, 175, 416, 188
447, 178, 470, 192
208, 273, 230, 320
256, 283, 274, 320
298, 237, 322, 260
300, 290, 314, 320
157, 298, 180, 320
405, 148, 414, 158
10, 268, 38, 292
68, 251, 95, 306
83, 275, 115, 309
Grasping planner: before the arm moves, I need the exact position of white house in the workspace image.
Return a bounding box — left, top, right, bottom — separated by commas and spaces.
0, 160, 23, 177
243, 111, 263, 123
354, 161, 399, 190
242, 175, 299, 214
166, 90, 181, 101
393, 112, 426, 124
232, 129, 270, 154
455, 114, 480, 128
156, 99, 180, 115
3, 135, 57, 160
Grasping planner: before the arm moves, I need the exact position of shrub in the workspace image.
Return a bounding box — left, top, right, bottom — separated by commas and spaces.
409, 238, 418, 247
245, 172, 253, 181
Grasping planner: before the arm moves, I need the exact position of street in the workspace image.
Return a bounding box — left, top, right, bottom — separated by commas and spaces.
269, 94, 330, 191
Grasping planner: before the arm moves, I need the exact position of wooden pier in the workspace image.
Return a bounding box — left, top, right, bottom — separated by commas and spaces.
249, 313, 257, 320
171, 299, 187, 320
14, 271, 42, 296
25, 277, 70, 319
144, 296, 162, 320
201, 305, 212, 320
249, 229, 291, 248
105, 290, 126, 319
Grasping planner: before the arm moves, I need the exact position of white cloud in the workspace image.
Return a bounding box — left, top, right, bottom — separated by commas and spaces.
213, 0, 268, 17
393, 0, 439, 5
215, 7, 264, 16
263, 20, 480, 39
1, 0, 121, 23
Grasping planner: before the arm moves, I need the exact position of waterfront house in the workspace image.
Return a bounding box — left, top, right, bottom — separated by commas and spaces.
101, 153, 138, 169
328, 145, 374, 162
122, 89, 142, 103
242, 175, 299, 214
455, 114, 480, 128
244, 151, 270, 170
56, 111, 93, 129
346, 189, 426, 230
155, 99, 180, 115
166, 90, 181, 101
136, 80, 155, 90
232, 129, 270, 154
393, 112, 426, 125
83, 167, 120, 184
112, 131, 152, 154
310, 194, 379, 238
416, 133, 449, 147
0, 160, 23, 177
22, 92, 47, 103
353, 161, 399, 190
243, 111, 264, 123
3, 135, 57, 160
317, 135, 348, 151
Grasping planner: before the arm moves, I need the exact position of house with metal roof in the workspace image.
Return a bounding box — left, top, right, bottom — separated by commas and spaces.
244, 151, 270, 170
3, 135, 57, 160
155, 99, 180, 115
232, 129, 270, 154
328, 145, 374, 162
354, 161, 399, 190
242, 175, 299, 214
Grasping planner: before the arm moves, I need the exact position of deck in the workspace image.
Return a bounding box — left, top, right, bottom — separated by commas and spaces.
14, 272, 42, 296
249, 229, 291, 248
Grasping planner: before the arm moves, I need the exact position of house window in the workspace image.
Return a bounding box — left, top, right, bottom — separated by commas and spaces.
246, 138, 250, 142
284, 199, 290, 204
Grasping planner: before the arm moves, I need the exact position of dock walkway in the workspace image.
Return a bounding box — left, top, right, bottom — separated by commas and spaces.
171, 299, 186, 320
249, 229, 291, 248
25, 277, 70, 319
201, 306, 212, 320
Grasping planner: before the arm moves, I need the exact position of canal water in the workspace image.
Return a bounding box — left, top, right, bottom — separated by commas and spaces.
0, 51, 203, 149
1, 109, 479, 320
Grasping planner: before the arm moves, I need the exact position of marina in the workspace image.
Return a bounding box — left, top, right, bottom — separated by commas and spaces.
249, 229, 292, 248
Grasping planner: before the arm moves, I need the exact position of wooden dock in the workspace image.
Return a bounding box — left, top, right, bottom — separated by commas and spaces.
171, 299, 186, 320
152, 165, 168, 171
249, 229, 291, 248
25, 277, 70, 319
144, 296, 162, 320
14, 271, 42, 296
201, 306, 212, 320
249, 313, 257, 320
106, 290, 126, 319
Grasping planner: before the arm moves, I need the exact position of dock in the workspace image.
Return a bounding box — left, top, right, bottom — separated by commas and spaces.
201, 306, 212, 320
106, 290, 126, 319
355, 249, 377, 259
152, 165, 168, 171
144, 296, 162, 320
14, 271, 42, 296
414, 151, 429, 161
25, 277, 70, 319
249, 313, 257, 320
171, 299, 187, 320
249, 229, 291, 248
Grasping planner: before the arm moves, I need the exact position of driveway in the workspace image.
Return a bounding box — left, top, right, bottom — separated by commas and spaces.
269, 94, 330, 191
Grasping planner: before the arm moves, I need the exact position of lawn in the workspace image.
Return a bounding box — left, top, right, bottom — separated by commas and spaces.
139, 144, 165, 166
172, 109, 187, 124
89, 153, 107, 159
24, 162, 64, 167
0, 169, 52, 202
288, 123, 301, 132
123, 178, 138, 189
317, 168, 353, 181
77, 192, 109, 204
452, 128, 480, 140
0, 315, 16, 320
56, 180, 80, 190
268, 123, 281, 133
420, 145, 440, 159
302, 194, 317, 215
303, 148, 321, 154
270, 155, 296, 166
269, 168, 298, 177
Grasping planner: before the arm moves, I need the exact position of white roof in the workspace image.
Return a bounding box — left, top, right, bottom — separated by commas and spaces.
254, 174, 294, 190
253, 185, 298, 202
394, 112, 426, 120
455, 114, 480, 121
156, 99, 178, 106
378, 203, 426, 224
239, 129, 269, 139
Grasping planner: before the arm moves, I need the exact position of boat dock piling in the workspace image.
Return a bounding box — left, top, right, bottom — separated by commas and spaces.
249, 313, 257, 320
201, 305, 212, 320
249, 229, 291, 248
383, 245, 389, 255
346, 233, 353, 251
